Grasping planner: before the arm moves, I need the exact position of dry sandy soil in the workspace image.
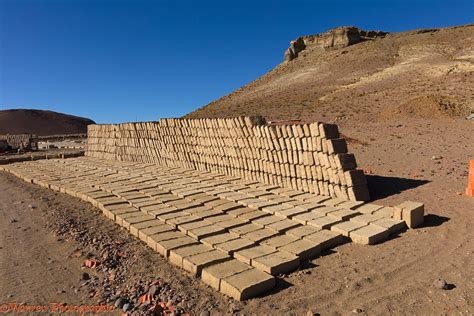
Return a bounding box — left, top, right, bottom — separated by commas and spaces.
1, 24, 474, 315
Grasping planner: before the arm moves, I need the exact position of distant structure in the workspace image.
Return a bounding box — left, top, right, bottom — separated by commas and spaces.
0, 134, 38, 152
284, 26, 388, 61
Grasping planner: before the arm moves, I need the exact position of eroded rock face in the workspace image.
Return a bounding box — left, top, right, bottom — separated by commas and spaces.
284, 37, 306, 61
284, 26, 388, 61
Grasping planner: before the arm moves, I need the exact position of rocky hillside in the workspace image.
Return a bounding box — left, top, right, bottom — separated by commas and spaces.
186, 25, 474, 122
0, 109, 95, 136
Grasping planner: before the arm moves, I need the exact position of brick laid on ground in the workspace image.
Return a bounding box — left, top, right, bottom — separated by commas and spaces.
220, 268, 276, 300
183, 250, 231, 276
251, 251, 300, 275
349, 224, 390, 245
234, 245, 277, 265
304, 230, 345, 251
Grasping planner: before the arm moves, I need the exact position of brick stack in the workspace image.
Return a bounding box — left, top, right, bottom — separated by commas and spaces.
0, 134, 38, 150
85, 124, 118, 161
86, 117, 369, 201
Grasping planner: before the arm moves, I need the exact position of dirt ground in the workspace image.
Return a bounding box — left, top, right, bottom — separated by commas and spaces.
1, 116, 473, 315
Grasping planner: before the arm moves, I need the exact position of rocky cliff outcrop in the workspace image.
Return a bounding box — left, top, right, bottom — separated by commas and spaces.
284, 26, 388, 61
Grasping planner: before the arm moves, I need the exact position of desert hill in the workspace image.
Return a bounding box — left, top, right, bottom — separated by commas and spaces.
186, 25, 474, 122
0, 109, 95, 136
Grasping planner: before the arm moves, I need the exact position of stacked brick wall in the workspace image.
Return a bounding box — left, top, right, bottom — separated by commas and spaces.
0, 134, 38, 150
86, 117, 369, 201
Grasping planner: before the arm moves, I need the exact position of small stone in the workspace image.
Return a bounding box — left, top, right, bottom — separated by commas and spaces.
122, 303, 132, 312
148, 285, 159, 297
433, 278, 448, 290
115, 297, 127, 309
28, 204, 36, 209
200, 311, 210, 316
81, 273, 90, 280
307, 310, 315, 316
431, 156, 442, 160
352, 308, 363, 314
7, 294, 13, 298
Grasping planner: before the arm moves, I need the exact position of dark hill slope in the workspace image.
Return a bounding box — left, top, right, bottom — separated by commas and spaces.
0, 109, 95, 136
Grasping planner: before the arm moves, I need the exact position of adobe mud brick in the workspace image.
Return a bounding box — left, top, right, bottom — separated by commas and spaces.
274, 207, 308, 219
214, 217, 248, 230
239, 210, 269, 221
252, 215, 284, 227
350, 213, 385, 225
229, 223, 261, 236
169, 244, 212, 268
279, 239, 321, 260
234, 245, 277, 265
177, 220, 211, 234
266, 219, 300, 232
261, 234, 298, 249
331, 220, 367, 237
372, 206, 395, 218
201, 233, 240, 247
307, 216, 342, 230
349, 224, 390, 245
292, 212, 323, 225
155, 236, 199, 257
393, 201, 424, 228
261, 204, 293, 215
143, 205, 179, 217
285, 225, 321, 239
129, 219, 164, 237
215, 238, 255, 255
220, 269, 276, 301
327, 208, 360, 221
371, 218, 406, 235
204, 214, 235, 224
183, 250, 231, 276
227, 207, 255, 217
138, 225, 174, 243
102, 204, 136, 221
157, 211, 190, 223
146, 231, 186, 251
166, 215, 202, 228
187, 224, 226, 240
242, 228, 279, 243
326, 138, 348, 154
201, 260, 253, 291
304, 230, 345, 251
115, 211, 145, 228
344, 169, 367, 187
251, 251, 300, 275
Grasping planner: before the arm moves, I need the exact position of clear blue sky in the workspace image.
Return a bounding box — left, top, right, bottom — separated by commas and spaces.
0, 0, 472, 123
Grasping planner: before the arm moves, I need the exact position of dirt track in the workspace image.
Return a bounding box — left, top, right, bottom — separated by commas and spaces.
1, 115, 473, 315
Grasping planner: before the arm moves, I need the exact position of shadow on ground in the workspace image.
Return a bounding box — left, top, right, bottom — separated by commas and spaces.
366, 175, 430, 200
418, 214, 450, 228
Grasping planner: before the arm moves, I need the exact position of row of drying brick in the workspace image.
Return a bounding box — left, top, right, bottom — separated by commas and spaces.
43, 157, 422, 232
0, 161, 329, 299
4, 165, 276, 300
87, 116, 339, 139
9, 159, 344, 264
86, 148, 364, 200
15, 157, 420, 242
85, 117, 367, 201
1, 158, 424, 298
